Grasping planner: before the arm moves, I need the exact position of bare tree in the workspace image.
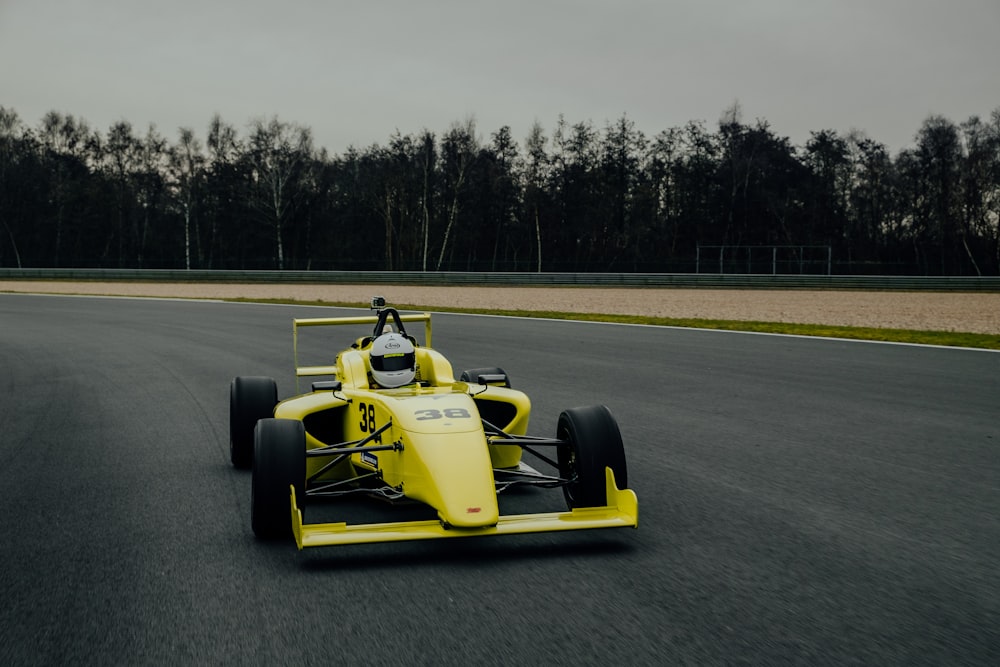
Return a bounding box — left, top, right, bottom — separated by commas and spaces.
418, 130, 436, 271
103, 120, 140, 265
914, 115, 963, 274
988, 108, 1000, 271
600, 114, 647, 268
0, 107, 24, 267
168, 127, 205, 269
205, 114, 241, 268
133, 124, 168, 266
247, 116, 314, 269
487, 125, 520, 271
523, 121, 548, 272
436, 118, 478, 271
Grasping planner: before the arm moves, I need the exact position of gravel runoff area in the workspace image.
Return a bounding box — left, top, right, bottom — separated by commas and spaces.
2, 280, 1000, 335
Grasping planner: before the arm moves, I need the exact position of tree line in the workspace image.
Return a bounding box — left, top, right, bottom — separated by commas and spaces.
1, 103, 998, 275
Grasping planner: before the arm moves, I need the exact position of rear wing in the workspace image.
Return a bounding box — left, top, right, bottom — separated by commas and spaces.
293, 313, 432, 391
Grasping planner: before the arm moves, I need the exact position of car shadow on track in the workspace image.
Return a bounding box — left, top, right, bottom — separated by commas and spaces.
294, 534, 636, 572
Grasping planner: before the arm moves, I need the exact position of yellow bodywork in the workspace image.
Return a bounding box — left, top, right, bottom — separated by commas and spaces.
291, 468, 638, 549
272, 310, 638, 549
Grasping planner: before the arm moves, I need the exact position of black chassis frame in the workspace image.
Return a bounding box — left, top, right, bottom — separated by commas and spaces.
299, 414, 572, 502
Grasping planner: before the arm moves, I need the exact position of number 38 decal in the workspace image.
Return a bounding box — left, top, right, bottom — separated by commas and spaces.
414, 408, 472, 420
359, 402, 377, 432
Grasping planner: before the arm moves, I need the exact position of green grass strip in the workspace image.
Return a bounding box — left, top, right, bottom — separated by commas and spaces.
226, 297, 1000, 351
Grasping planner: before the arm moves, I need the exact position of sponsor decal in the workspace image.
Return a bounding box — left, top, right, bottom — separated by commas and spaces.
466, 507, 482, 514
361, 451, 378, 467
385, 340, 401, 350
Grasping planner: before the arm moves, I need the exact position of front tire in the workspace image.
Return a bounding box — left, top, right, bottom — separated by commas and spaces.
557, 405, 628, 509
251, 418, 305, 540
230, 376, 277, 469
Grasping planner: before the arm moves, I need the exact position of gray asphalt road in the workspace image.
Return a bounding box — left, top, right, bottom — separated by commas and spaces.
1, 294, 997, 665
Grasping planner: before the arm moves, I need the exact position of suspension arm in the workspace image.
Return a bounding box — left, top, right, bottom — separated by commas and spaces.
306, 420, 400, 458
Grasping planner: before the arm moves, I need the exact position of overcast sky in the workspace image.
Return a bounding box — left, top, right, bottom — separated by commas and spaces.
2, 0, 997, 155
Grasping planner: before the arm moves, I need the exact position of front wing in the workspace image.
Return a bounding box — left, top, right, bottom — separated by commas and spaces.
290, 468, 638, 549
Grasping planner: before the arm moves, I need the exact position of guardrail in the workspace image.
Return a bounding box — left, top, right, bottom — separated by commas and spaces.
1, 268, 998, 291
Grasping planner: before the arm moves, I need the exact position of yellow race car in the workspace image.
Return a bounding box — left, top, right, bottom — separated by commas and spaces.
229, 297, 637, 549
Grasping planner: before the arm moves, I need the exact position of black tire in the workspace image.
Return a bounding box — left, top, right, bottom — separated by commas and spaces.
251, 418, 306, 540
229, 376, 277, 469
557, 405, 628, 509
459, 366, 511, 388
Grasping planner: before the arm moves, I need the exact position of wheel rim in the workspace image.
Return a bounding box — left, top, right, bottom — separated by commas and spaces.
557, 425, 580, 504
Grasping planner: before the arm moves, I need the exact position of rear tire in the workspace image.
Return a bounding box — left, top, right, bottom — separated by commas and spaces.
459, 367, 511, 388
557, 405, 628, 509
251, 418, 306, 540
230, 376, 277, 469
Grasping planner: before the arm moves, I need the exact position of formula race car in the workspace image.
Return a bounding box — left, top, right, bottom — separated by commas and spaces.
229, 297, 637, 549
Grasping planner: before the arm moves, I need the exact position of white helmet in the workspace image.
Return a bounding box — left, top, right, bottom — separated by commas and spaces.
369, 333, 416, 388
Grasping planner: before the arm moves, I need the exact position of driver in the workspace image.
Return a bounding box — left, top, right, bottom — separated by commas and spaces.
369, 332, 416, 388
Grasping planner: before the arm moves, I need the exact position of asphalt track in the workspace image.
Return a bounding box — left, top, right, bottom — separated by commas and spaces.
1, 294, 997, 665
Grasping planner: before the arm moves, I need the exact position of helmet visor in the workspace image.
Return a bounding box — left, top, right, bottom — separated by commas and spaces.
371, 352, 414, 372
